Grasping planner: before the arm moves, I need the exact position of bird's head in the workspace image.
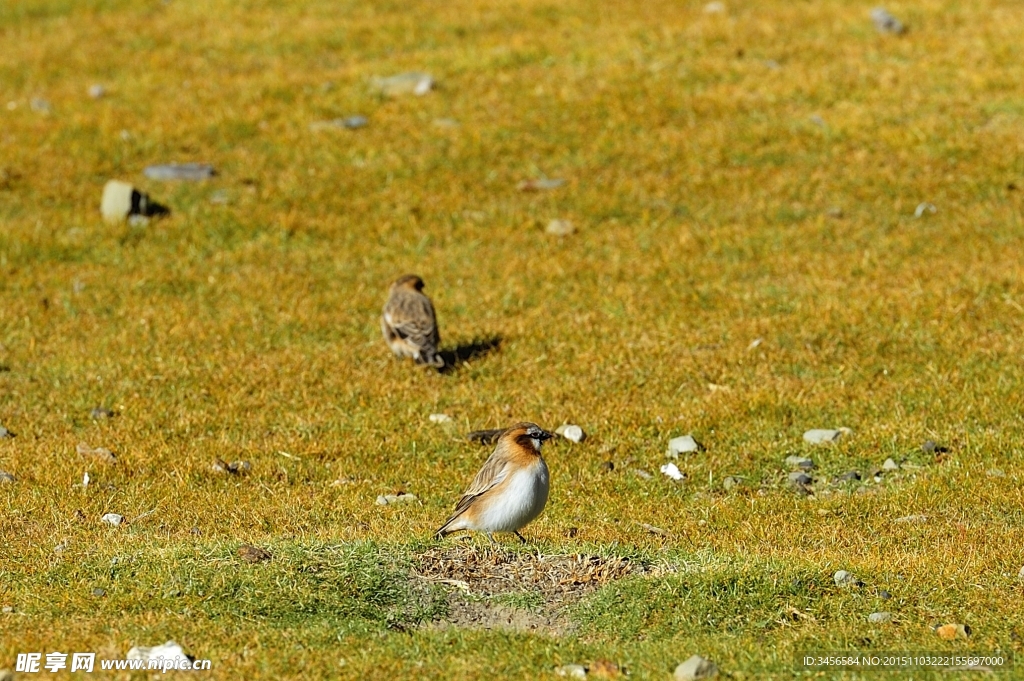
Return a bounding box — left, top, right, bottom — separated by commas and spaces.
504, 422, 554, 454
393, 274, 425, 291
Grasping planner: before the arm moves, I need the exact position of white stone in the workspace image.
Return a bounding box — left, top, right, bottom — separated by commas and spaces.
834, 570, 856, 587
101, 180, 138, 224
101, 513, 124, 526
88, 84, 106, 99
803, 428, 851, 444
429, 413, 452, 423
868, 612, 892, 623
127, 641, 186, 662
667, 435, 701, 457
554, 664, 587, 679
1018, 565, 1024, 581
703, 2, 725, 14
546, 219, 575, 236
674, 654, 718, 680
660, 463, 685, 481
555, 424, 586, 443
371, 72, 434, 97
914, 202, 937, 218
882, 458, 899, 471
377, 492, 418, 505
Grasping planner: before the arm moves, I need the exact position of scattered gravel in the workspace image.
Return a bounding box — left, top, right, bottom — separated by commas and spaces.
667, 435, 702, 457
674, 654, 719, 680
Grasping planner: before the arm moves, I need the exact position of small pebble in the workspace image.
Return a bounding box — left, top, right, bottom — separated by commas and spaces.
803, 428, 851, 444
921, 440, 949, 454
0, 471, 14, 484
667, 435, 702, 458
674, 654, 719, 680
868, 612, 892, 623
90, 406, 116, 420
986, 468, 1005, 478
935, 623, 970, 640
309, 116, 368, 131
914, 202, 937, 218
834, 570, 857, 587
632, 469, 653, 480
893, 514, 927, 524
555, 424, 586, 443
660, 463, 686, 481
641, 523, 667, 536
703, 2, 725, 14
788, 471, 812, 485
88, 84, 106, 99
92, 587, 106, 597
237, 544, 272, 563
600, 461, 615, 472
838, 471, 861, 482
1, 606, 13, 613
101, 513, 124, 526
371, 72, 434, 97
871, 7, 906, 34
376, 492, 418, 505
554, 664, 587, 679
144, 163, 215, 181
1017, 566, 1024, 581
429, 413, 452, 424
785, 455, 814, 470
518, 178, 565, 192
722, 476, 742, 492
546, 219, 575, 236
879, 590, 892, 600
0, 426, 14, 438
882, 458, 899, 471
826, 206, 844, 219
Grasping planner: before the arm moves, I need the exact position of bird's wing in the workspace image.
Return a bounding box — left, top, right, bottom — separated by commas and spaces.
448, 449, 511, 517
385, 293, 439, 349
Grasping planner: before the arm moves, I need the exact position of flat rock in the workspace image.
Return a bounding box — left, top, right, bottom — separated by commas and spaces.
803, 428, 851, 444
371, 72, 434, 97
871, 7, 906, 34
144, 163, 215, 181
788, 471, 812, 485
546, 219, 575, 236
785, 455, 814, 470
101, 181, 150, 224
555, 424, 586, 443
660, 463, 686, 481
868, 612, 892, 623
674, 654, 719, 680
882, 458, 899, 471
667, 435, 702, 458
77, 442, 117, 465
0, 471, 14, 483
101, 513, 124, 526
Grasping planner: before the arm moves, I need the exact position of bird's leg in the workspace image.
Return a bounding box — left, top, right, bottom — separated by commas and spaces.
486, 533, 496, 546
514, 531, 527, 544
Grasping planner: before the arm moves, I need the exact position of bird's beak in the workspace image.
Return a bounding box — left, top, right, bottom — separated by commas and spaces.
538, 429, 555, 442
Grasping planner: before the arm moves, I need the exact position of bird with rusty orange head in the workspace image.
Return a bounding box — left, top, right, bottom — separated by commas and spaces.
380, 274, 444, 369
435, 423, 554, 544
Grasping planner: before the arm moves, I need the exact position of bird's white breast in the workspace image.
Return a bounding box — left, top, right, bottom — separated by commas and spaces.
477, 459, 549, 532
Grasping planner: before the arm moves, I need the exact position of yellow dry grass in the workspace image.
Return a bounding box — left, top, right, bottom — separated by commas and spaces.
2, 0, 1023, 678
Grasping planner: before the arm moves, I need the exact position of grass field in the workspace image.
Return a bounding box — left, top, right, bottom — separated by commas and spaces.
2, 0, 1024, 678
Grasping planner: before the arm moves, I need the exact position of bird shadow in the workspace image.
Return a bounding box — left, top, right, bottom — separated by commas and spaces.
438, 335, 502, 374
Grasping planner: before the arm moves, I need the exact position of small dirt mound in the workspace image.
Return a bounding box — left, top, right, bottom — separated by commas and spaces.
414, 545, 653, 634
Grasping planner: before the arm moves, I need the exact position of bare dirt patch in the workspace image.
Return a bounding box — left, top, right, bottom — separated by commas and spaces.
414, 544, 654, 634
